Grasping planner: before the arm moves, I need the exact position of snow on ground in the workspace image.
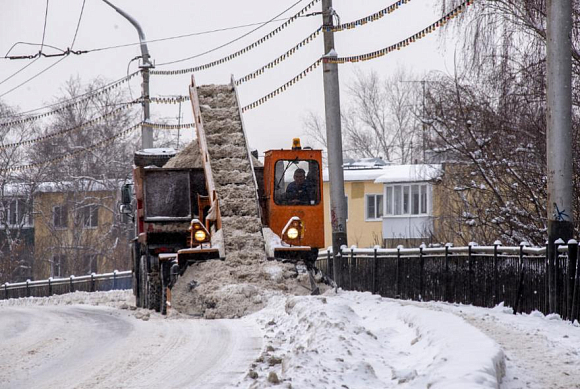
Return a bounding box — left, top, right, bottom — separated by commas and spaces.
1, 290, 579, 389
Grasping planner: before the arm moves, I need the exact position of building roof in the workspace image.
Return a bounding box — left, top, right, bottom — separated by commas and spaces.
323, 168, 388, 182
374, 164, 442, 184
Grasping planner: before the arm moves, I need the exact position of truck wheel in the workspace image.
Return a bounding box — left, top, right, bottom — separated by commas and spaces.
139, 255, 148, 309
160, 263, 168, 315
133, 247, 141, 308
160, 284, 167, 315
149, 274, 161, 312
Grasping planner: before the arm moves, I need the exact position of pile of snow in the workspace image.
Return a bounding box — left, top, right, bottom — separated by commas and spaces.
242, 290, 505, 389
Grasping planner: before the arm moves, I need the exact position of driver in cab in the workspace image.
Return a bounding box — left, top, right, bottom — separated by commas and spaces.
285, 168, 314, 205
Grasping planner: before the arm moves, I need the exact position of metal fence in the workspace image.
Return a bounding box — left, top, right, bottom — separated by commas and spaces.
1, 271, 132, 301
317, 241, 580, 321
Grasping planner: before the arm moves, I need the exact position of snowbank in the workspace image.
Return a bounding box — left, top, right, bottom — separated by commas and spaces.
244, 290, 505, 389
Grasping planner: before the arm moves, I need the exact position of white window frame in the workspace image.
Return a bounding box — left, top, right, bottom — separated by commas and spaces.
7, 198, 33, 228
365, 193, 384, 221
385, 183, 430, 217
80, 205, 99, 229
53, 205, 68, 230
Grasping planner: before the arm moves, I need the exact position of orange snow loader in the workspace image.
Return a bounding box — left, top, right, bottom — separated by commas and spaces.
120, 76, 325, 314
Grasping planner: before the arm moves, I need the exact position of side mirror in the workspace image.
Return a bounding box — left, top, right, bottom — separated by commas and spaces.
121, 184, 133, 205
119, 204, 133, 215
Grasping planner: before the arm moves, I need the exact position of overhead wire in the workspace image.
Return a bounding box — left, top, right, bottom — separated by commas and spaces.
0, 121, 194, 173
40, 0, 50, 53
154, 0, 317, 68
241, 0, 473, 112
0, 71, 139, 122
70, 0, 87, 49
0, 102, 138, 150
0, 56, 68, 99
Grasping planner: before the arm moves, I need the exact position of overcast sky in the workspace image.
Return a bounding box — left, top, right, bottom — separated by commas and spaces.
0, 0, 459, 154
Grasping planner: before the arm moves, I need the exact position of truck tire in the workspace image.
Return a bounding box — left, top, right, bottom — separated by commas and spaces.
160, 263, 168, 315
149, 274, 161, 312
133, 246, 141, 308
139, 255, 148, 309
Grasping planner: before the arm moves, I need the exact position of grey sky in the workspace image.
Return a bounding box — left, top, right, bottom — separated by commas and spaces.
0, 0, 458, 154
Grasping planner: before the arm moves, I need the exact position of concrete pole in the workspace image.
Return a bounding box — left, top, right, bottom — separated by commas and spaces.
102, 0, 154, 149
322, 0, 347, 284
546, 0, 574, 312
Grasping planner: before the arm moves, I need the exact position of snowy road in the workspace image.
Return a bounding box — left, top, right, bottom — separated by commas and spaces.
0, 301, 262, 389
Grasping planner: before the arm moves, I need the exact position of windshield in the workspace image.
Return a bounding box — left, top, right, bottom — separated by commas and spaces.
274, 159, 320, 206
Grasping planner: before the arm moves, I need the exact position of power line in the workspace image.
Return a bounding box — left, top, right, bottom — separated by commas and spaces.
0, 56, 68, 99
156, 0, 310, 67
151, 0, 321, 75
40, 0, 50, 53
89, 17, 300, 53
0, 58, 39, 87
70, 0, 87, 49
0, 71, 139, 121
4, 42, 65, 58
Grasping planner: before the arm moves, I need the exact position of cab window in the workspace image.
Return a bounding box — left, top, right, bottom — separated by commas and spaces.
274, 159, 320, 206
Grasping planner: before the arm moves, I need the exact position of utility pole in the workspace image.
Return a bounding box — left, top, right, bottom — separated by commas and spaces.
546, 0, 574, 313
102, 0, 154, 149
322, 0, 347, 284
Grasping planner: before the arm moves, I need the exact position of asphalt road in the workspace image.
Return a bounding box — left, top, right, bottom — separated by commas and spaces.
0, 305, 262, 389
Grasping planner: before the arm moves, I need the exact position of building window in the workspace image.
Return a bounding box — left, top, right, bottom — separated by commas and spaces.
8, 199, 32, 227
365, 194, 384, 221
53, 205, 68, 229
385, 184, 429, 216
51, 255, 66, 278
80, 205, 98, 228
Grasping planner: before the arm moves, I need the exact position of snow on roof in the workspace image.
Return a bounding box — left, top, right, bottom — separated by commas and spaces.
374, 164, 442, 184
36, 179, 123, 193
323, 168, 388, 182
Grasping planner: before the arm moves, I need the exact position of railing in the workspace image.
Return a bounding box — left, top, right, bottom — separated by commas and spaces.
317, 240, 580, 321
1, 270, 132, 301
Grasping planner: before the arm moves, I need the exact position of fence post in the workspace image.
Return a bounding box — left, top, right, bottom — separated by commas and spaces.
566, 239, 578, 320
396, 245, 402, 298
444, 244, 451, 302
513, 241, 529, 314
493, 240, 501, 306
26, 279, 30, 297
4, 282, 8, 300
571, 239, 580, 321
113, 270, 118, 290
327, 246, 333, 283
48, 277, 52, 296
372, 246, 378, 294
349, 247, 355, 291
419, 244, 425, 301
554, 238, 565, 314
91, 273, 96, 292
468, 243, 476, 304
70, 275, 74, 293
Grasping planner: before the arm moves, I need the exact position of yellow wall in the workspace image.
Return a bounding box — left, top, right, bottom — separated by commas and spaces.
33, 190, 128, 279
323, 181, 384, 248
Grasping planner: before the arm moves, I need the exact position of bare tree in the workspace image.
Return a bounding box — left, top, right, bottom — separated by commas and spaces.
303, 68, 423, 163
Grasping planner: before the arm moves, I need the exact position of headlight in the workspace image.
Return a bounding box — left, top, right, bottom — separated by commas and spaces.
281, 217, 304, 245
194, 230, 207, 242
287, 227, 299, 240
189, 218, 211, 246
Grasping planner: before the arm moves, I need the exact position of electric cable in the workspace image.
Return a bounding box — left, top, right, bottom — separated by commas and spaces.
70, 0, 87, 48
0, 71, 139, 122
0, 102, 137, 150
0, 56, 67, 99
40, 0, 50, 53
155, 0, 313, 68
